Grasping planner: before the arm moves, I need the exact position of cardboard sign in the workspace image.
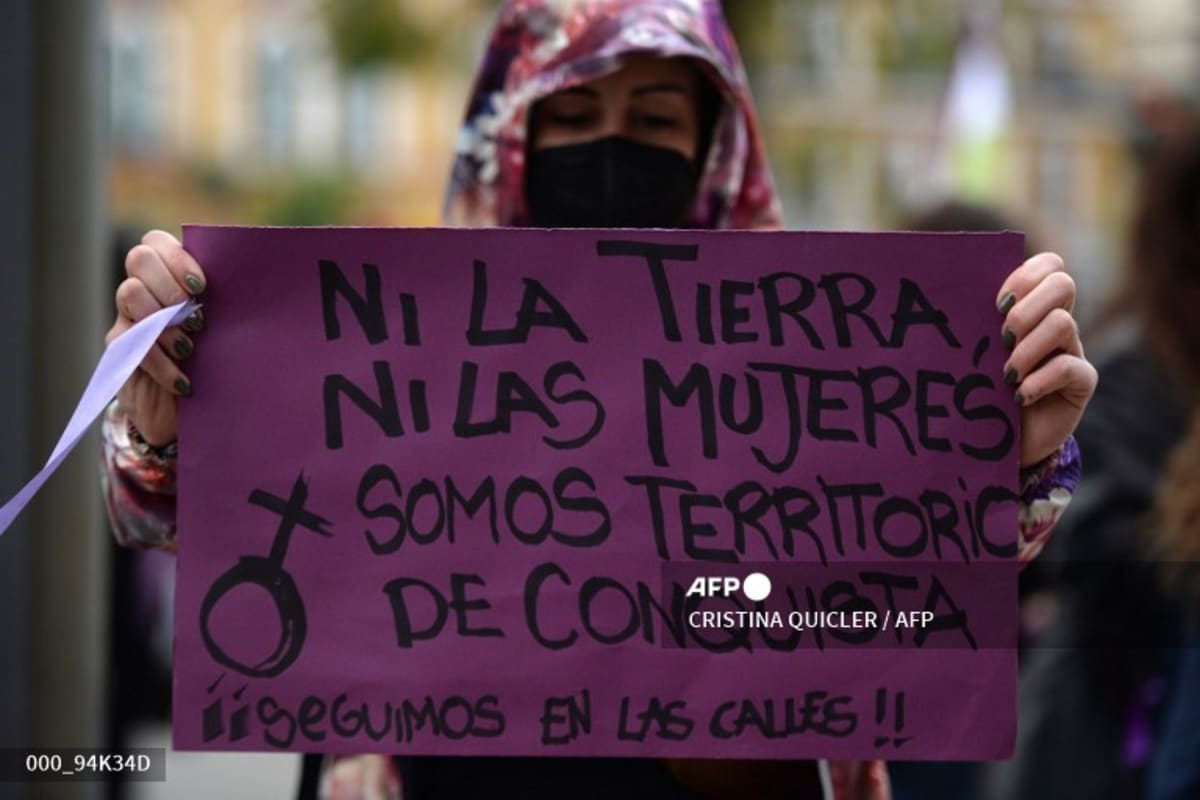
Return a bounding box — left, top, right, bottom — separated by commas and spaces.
174, 226, 1022, 759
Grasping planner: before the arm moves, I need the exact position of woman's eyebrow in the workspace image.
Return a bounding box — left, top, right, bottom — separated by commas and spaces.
561, 86, 600, 97
631, 83, 690, 97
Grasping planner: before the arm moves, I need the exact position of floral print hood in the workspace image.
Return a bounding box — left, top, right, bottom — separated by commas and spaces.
442, 0, 783, 230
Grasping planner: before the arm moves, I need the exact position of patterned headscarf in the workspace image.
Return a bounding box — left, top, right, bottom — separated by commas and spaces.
442, 0, 783, 230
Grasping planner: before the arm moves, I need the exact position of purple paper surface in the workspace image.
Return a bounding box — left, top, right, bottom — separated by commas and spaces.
175, 226, 1022, 759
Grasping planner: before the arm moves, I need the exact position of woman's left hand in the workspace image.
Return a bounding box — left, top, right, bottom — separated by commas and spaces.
996, 252, 1098, 468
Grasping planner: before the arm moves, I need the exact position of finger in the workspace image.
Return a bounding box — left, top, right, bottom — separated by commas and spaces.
110, 315, 138, 411
116, 377, 135, 415
130, 377, 179, 446
1002, 270, 1076, 345
142, 229, 207, 295
105, 315, 132, 348
115, 277, 163, 323
996, 251, 1065, 313
865, 760, 892, 800
125, 244, 189, 308
138, 343, 193, 397
1015, 352, 1098, 408
182, 306, 205, 334
1003, 307, 1082, 385
109, 310, 195, 370
158, 327, 194, 361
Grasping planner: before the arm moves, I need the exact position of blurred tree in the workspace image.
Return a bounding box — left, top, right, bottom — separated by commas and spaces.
721, 0, 779, 69
320, 0, 432, 70
259, 174, 356, 226
189, 161, 233, 199
878, 0, 957, 74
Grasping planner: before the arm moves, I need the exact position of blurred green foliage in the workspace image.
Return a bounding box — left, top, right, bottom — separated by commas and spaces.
721, 0, 779, 68
877, 2, 957, 74
258, 174, 357, 226
320, 0, 432, 70
189, 161, 234, 198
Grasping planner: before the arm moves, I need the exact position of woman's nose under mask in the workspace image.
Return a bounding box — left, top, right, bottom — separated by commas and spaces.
525, 135, 700, 229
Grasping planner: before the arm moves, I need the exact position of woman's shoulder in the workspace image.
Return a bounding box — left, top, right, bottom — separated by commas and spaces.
1079, 319, 1189, 450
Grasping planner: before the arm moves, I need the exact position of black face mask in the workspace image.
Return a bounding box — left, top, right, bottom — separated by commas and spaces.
525, 135, 699, 228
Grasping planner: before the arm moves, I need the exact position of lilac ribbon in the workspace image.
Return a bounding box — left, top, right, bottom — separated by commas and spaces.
0, 299, 198, 536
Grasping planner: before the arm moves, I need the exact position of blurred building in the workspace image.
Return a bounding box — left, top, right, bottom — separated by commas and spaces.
737, 0, 1200, 315
109, 0, 490, 226
109, 0, 1200, 312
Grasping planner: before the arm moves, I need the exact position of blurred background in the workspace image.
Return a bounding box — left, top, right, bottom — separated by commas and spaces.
1, 0, 1199, 798
107, 0, 1200, 318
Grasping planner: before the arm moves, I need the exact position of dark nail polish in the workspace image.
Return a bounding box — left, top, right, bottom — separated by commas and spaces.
183, 310, 205, 333
1004, 366, 1019, 386
174, 378, 193, 397
1014, 390, 1025, 406
998, 292, 1016, 314
184, 274, 206, 295
173, 337, 193, 359
1002, 328, 1016, 349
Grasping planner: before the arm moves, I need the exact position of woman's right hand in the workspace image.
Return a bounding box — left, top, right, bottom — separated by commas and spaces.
106, 229, 207, 447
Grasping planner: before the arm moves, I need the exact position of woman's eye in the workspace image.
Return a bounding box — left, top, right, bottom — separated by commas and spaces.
548, 113, 595, 128
638, 114, 679, 129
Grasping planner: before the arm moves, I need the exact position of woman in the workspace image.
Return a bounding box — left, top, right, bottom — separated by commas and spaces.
102, 2, 1094, 798
988, 129, 1200, 800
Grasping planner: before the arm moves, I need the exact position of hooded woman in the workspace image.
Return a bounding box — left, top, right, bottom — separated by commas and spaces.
441, 0, 780, 230
102, 2, 1093, 798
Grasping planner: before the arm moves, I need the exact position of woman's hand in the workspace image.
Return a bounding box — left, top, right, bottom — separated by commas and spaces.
829, 760, 891, 800
105, 229, 206, 447
996, 252, 1097, 468
319, 755, 401, 800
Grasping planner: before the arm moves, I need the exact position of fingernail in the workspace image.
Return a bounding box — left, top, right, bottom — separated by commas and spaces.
1014, 390, 1025, 406
173, 337, 193, 359
184, 274, 206, 295
998, 292, 1016, 314
1004, 366, 1019, 386
174, 378, 193, 397
1002, 328, 1016, 349
183, 310, 205, 332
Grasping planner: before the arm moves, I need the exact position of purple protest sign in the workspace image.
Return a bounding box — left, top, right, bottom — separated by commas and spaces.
174, 226, 1022, 759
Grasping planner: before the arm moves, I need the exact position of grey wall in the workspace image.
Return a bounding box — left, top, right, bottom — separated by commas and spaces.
1, 0, 109, 798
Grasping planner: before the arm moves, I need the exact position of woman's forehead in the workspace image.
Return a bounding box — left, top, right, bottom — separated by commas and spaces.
561, 54, 699, 96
